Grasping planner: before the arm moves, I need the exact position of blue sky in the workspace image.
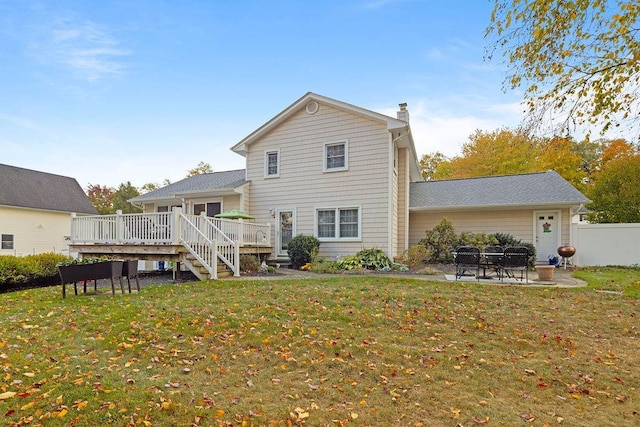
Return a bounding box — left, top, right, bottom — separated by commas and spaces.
1, 0, 526, 189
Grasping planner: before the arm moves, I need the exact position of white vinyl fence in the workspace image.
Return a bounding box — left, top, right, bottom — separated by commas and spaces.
571, 223, 640, 266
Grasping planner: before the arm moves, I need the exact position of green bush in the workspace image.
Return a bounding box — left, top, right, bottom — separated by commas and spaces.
338, 248, 393, 271
239, 254, 261, 272
0, 253, 71, 288
403, 245, 431, 268
419, 218, 458, 263
490, 233, 537, 267
309, 259, 341, 274
287, 235, 320, 269
457, 232, 498, 251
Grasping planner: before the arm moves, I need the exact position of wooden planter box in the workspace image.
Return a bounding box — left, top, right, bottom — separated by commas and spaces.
58, 260, 124, 298
121, 260, 140, 293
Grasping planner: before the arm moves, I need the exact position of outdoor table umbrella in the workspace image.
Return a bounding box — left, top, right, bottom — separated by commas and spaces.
214, 209, 255, 220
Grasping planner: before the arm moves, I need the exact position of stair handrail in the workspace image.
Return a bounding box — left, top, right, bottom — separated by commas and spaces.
201, 215, 240, 277
178, 213, 217, 280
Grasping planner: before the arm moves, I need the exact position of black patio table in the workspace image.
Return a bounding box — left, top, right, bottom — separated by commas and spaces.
478, 252, 503, 279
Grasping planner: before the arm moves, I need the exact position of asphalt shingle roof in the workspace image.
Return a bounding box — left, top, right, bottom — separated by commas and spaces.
410, 171, 590, 209
0, 164, 97, 214
130, 169, 247, 202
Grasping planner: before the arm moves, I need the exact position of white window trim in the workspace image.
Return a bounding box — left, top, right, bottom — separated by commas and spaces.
323, 140, 348, 172
314, 206, 361, 242
191, 199, 223, 216
264, 149, 280, 178
1, 234, 14, 250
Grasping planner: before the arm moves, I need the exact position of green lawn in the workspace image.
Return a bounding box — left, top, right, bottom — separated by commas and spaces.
0, 269, 639, 426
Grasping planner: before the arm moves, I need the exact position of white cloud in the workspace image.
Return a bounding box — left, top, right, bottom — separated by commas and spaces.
29, 17, 131, 81
362, 0, 410, 10
379, 98, 525, 158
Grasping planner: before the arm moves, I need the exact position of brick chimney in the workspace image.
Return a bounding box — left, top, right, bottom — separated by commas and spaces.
397, 102, 409, 123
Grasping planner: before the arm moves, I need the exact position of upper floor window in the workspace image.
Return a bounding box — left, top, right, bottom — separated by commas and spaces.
324, 141, 348, 172
1, 234, 14, 250
265, 150, 280, 178
316, 207, 360, 240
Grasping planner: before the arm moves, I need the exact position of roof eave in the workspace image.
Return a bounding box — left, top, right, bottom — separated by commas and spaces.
174, 188, 241, 198
410, 202, 584, 212
231, 92, 408, 154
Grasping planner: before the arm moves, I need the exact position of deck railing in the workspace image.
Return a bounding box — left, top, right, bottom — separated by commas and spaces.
70, 209, 271, 278
71, 211, 174, 244
178, 213, 219, 279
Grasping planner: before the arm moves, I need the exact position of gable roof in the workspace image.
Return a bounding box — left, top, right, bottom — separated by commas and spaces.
129, 169, 247, 204
410, 171, 590, 211
0, 164, 97, 214
231, 92, 411, 156
230, 91, 422, 180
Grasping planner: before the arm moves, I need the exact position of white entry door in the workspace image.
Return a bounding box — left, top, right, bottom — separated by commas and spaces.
535, 211, 560, 262
277, 210, 295, 257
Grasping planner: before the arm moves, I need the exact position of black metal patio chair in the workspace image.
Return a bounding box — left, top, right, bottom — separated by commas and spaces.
454, 246, 481, 281
501, 246, 530, 283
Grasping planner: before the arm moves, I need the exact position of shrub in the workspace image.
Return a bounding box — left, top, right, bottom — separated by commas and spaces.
490, 233, 537, 267
309, 260, 341, 274
0, 253, 70, 288
239, 254, 261, 272
337, 255, 364, 271
419, 218, 457, 262
403, 245, 430, 268
457, 232, 498, 251
287, 235, 320, 269
35, 252, 71, 276
338, 248, 393, 271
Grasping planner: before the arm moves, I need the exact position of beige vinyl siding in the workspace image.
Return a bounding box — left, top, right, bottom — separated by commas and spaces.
410, 209, 535, 245
186, 195, 241, 214
560, 209, 570, 245
143, 195, 241, 214
0, 206, 72, 256
409, 208, 572, 247
244, 103, 391, 259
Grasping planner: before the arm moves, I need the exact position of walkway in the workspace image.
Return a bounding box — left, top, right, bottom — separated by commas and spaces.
231, 266, 586, 288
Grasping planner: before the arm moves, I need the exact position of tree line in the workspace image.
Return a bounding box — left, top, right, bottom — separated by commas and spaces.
420, 130, 640, 223
87, 161, 213, 215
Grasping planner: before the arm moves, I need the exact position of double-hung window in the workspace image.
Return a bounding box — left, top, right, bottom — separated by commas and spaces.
1, 234, 14, 250
265, 150, 280, 178
316, 208, 360, 240
324, 141, 348, 172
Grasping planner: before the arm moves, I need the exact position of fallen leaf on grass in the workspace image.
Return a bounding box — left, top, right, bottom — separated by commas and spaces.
0, 391, 16, 400
520, 413, 535, 421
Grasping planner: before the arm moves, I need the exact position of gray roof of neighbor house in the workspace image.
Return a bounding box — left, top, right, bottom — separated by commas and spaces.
129, 169, 247, 203
0, 164, 97, 214
410, 171, 590, 210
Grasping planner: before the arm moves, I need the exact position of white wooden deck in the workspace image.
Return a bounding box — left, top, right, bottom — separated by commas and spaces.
69, 208, 272, 280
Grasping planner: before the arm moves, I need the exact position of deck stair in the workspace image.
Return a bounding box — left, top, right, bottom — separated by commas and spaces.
181, 252, 233, 280
69, 208, 272, 281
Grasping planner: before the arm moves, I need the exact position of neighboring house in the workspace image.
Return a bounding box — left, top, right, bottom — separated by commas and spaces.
73, 92, 590, 278
0, 164, 97, 256
409, 171, 591, 262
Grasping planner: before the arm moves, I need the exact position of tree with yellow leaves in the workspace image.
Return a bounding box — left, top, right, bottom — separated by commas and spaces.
487, 0, 640, 137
